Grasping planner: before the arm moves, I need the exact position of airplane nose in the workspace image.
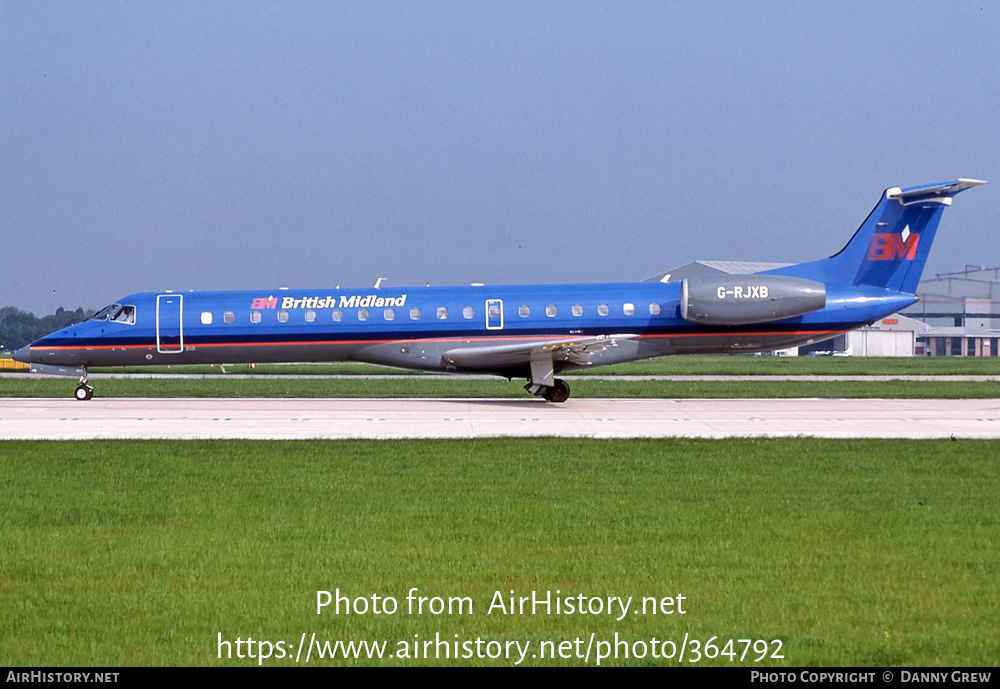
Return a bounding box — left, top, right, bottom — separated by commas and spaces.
12, 345, 32, 364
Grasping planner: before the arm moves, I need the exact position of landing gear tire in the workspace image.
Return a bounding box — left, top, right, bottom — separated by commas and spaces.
74, 384, 94, 401
542, 378, 570, 403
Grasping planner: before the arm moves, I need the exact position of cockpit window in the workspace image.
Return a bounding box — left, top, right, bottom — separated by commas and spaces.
91, 304, 119, 321
92, 303, 135, 324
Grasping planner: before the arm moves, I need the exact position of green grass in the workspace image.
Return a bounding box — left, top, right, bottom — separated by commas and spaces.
2, 376, 999, 399
2, 439, 997, 666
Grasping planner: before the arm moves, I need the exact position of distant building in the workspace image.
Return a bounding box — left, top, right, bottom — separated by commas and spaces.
799, 314, 929, 357
903, 266, 1000, 356
915, 327, 1000, 357
903, 266, 1000, 329
646, 260, 792, 284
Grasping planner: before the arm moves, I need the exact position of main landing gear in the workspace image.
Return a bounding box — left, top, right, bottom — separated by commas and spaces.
524, 354, 571, 402
74, 374, 94, 401
524, 378, 571, 403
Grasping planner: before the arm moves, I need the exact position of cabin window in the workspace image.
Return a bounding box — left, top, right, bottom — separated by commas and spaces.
384, 307, 395, 321
437, 307, 448, 319
250, 310, 262, 324
277, 310, 289, 323
598, 304, 609, 316
201, 312, 213, 325
332, 309, 344, 322
546, 305, 557, 317
623, 303, 635, 316
224, 311, 235, 324
463, 306, 474, 319
519, 304, 530, 317
410, 307, 421, 320
358, 308, 369, 321
649, 303, 661, 316
305, 309, 317, 322
572, 304, 583, 317
488, 303, 501, 319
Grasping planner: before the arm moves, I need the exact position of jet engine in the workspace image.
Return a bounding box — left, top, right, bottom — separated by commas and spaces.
680, 275, 826, 325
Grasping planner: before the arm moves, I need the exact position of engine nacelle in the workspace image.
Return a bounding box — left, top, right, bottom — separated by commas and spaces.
680, 275, 826, 325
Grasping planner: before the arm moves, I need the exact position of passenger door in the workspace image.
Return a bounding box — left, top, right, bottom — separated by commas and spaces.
156, 294, 184, 354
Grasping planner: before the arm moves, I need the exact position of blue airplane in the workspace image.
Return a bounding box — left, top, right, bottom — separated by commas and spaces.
13, 179, 985, 401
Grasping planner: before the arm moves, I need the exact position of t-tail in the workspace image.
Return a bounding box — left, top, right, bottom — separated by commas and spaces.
764, 179, 986, 293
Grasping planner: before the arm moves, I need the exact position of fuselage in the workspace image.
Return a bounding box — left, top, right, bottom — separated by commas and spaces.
17, 280, 913, 376
11, 179, 983, 402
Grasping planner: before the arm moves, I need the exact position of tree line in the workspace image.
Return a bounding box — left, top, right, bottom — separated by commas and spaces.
0, 306, 96, 351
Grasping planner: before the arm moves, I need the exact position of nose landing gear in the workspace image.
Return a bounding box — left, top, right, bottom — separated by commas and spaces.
74, 374, 94, 401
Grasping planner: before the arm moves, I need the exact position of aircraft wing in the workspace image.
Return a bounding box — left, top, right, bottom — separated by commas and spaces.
442, 334, 638, 370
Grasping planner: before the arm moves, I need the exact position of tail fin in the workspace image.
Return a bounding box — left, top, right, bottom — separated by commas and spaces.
765, 179, 985, 293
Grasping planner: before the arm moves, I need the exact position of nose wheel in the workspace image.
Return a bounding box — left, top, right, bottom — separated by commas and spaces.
75, 374, 94, 401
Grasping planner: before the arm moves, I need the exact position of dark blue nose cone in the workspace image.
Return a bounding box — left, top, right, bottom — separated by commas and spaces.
12, 345, 32, 364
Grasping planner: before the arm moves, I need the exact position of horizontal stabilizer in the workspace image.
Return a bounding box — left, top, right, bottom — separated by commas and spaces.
887, 179, 986, 205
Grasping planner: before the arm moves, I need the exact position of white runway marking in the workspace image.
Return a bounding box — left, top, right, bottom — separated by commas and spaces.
2, 398, 999, 440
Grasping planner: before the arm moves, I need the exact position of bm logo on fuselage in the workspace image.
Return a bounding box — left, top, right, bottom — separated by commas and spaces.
867, 230, 919, 261
251, 297, 278, 309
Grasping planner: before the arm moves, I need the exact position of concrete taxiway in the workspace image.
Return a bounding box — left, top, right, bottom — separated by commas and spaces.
1, 397, 999, 440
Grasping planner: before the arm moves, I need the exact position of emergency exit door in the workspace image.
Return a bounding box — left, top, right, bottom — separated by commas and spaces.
486, 299, 503, 330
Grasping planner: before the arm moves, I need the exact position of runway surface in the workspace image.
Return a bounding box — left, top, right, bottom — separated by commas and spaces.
2, 397, 999, 439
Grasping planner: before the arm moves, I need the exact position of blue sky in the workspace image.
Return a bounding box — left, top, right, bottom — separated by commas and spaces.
3, 1, 998, 314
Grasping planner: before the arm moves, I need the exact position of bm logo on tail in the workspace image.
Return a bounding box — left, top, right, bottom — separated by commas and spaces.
867, 226, 919, 261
